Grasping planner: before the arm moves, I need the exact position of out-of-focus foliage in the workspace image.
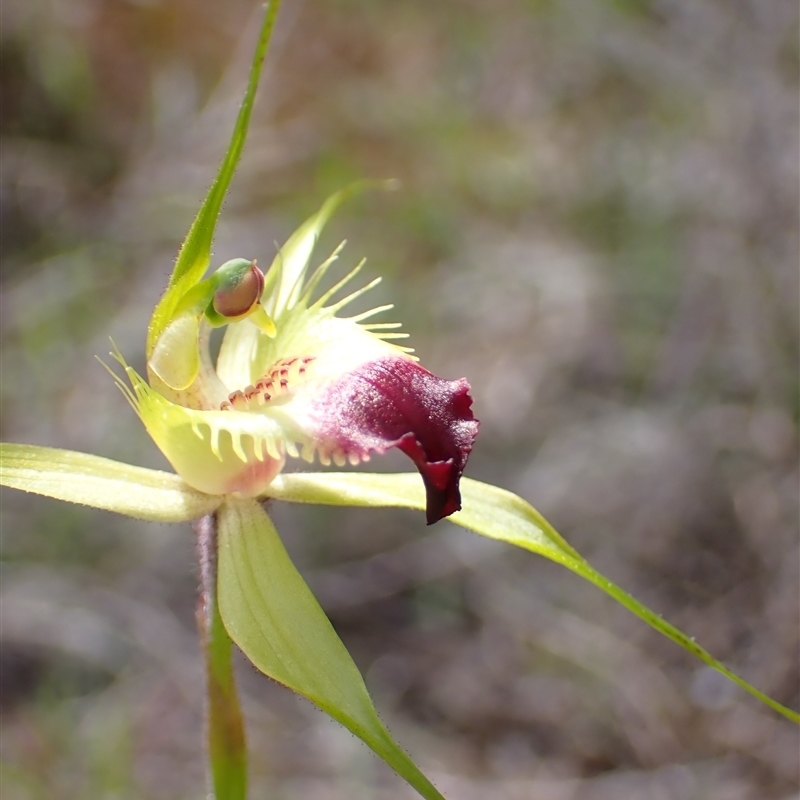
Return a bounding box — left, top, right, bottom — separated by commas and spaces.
1, 1, 797, 798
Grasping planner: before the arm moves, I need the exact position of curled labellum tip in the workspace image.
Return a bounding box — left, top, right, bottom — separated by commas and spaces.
312, 357, 479, 524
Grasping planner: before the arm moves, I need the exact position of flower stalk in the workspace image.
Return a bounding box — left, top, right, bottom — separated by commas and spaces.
196, 513, 247, 800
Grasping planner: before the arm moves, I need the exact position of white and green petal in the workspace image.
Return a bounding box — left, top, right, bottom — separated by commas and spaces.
112, 357, 288, 497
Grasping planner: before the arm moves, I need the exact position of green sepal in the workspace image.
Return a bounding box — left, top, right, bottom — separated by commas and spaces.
0, 442, 220, 522
266, 471, 800, 725
146, 1, 282, 357
217, 497, 447, 800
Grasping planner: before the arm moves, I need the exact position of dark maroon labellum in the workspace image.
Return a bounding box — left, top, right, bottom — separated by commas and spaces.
314, 357, 479, 524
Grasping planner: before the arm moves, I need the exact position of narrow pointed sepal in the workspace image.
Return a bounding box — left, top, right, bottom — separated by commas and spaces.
216, 498, 447, 799
265, 472, 800, 725
0, 443, 220, 522
146, 1, 282, 356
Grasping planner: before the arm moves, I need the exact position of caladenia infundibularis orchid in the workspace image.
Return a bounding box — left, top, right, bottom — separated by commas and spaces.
132, 178, 478, 523
1, 4, 798, 800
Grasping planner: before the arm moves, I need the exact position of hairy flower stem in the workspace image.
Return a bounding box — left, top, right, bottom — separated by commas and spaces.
195, 513, 248, 800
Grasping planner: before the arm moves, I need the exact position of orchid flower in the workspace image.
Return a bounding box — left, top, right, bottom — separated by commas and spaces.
1, 4, 796, 800
137, 181, 477, 524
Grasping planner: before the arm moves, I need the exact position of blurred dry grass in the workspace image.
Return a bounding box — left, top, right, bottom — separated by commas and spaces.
1, 0, 798, 798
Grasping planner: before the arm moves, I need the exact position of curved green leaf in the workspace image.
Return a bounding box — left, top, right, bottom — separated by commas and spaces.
267, 471, 800, 725
0, 443, 220, 522
216, 497, 446, 800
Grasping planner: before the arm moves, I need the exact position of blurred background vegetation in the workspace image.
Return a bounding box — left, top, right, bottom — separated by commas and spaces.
1, 0, 798, 798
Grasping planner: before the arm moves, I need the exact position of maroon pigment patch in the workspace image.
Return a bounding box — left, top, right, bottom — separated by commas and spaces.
313, 357, 479, 524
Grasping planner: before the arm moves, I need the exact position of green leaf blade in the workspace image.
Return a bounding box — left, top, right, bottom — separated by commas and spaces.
266, 471, 800, 725
0, 442, 220, 522
216, 497, 447, 800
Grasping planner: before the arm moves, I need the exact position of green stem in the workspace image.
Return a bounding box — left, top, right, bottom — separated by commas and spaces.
195, 514, 248, 800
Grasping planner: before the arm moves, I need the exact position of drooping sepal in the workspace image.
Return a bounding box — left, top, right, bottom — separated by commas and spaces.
265, 472, 800, 725
216, 497, 447, 799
